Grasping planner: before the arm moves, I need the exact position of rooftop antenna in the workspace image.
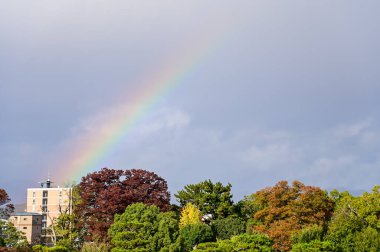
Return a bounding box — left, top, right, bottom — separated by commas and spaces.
38, 169, 53, 188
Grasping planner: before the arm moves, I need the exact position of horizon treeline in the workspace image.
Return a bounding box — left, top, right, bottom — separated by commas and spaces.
1, 167, 380, 252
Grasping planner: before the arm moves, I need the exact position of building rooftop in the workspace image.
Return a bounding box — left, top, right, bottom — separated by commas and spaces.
11, 212, 43, 216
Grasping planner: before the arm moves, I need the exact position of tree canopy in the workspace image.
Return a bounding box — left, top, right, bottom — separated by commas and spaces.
326, 186, 380, 251
175, 180, 235, 221
108, 203, 178, 252
74, 168, 170, 241
250, 180, 335, 251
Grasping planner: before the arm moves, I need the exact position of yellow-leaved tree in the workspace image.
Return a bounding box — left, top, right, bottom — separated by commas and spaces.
179, 202, 201, 228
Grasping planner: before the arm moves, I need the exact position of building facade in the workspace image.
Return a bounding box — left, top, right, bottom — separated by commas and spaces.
26, 179, 72, 244
9, 212, 42, 244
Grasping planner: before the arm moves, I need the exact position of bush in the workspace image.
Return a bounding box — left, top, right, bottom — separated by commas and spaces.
194, 233, 273, 252
32, 245, 69, 252
47, 246, 69, 252
194, 242, 222, 252
291, 240, 337, 252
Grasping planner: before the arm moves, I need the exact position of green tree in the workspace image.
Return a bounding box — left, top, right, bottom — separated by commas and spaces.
175, 180, 235, 221
292, 225, 324, 244
108, 203, 179, 252
0, 220, 28, 249
177, 223, 215, 251
326, 186, 380, 252
211, 216, 245, 240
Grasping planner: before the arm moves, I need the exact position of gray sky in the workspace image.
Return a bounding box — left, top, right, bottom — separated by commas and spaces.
1, 1, 380, 203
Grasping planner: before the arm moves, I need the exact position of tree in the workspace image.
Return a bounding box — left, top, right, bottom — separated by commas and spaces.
0, 188, 14, 219
0, 220, 28, 249
75, 168, 170, 241
179, 203, 201, 229
108, 203, 179, 252
326, 186, 380, 251
250, 181, 335, 251
176, 223, 215, 251
211, 216, 246, 240
175, 180, 234, 221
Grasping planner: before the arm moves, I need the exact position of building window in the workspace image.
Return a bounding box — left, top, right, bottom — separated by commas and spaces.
42, 206, 47, 212
23, 227, 27, 230
33, 192, 36, 197
43, 191, 48, 198
33, 199, 35, 204
23, 218, 27, 221
42, 199, 48, 205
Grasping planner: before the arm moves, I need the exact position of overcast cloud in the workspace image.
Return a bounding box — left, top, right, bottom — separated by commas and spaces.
1, 1, 380, 203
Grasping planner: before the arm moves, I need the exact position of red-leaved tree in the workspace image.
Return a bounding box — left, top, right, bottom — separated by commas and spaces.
74, 168, 170, 241
0, 188, 14, 219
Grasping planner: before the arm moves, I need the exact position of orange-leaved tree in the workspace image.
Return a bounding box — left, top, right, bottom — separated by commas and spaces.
250, 180, 334, 251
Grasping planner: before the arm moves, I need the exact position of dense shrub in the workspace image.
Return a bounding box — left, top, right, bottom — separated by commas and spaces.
291, 240, 337, 252
194, 233, 273, 252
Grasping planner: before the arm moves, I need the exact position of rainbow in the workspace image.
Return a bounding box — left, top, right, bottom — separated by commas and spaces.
55, 28, 231, 183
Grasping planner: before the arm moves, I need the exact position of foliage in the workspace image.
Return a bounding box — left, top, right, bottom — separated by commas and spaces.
32, 245, 46, 251
0, 188, 14, 220
175, 180, 234, 221
292, 225, 324, 244
80, 242, 110, 252
194, 233, 273, 252
108, 203, 178, 252
179, 203, 201, 229
328, 189, 351, 204
75, 168, 171, 241
211, 216, 245, 240
175, 223, 215, 251
291, 240, 337, 252
250, 180, 335, 251
326, 186, 380, 251
235, 195, 262, 220
46, 246, 69, 252
0, 221, 28, 249
0, 237, 4, 247
32, 245, 69, 252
